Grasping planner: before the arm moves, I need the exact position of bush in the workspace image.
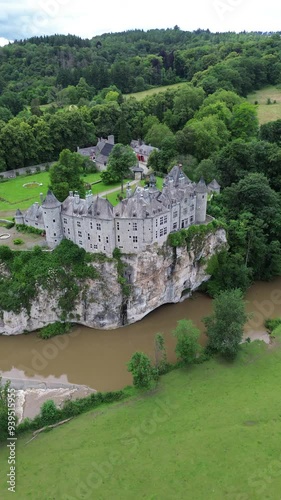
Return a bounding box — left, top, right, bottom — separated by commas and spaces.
37, 321, 72, 339
40, 400, 60, 426
5, 222, 15, 229
127, 352, 158, 389
264, 318, 281, 333
172, 319, 202, 364
13, 238, 24, 245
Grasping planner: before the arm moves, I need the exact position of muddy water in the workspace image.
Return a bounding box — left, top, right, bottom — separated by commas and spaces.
1, 277, 281, 391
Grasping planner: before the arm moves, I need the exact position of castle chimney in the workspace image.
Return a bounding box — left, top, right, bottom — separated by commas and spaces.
74, 192, 80, 204
69, 191, 73, 197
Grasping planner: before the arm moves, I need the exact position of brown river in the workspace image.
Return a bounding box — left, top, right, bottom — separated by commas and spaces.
1, 277, 281, 391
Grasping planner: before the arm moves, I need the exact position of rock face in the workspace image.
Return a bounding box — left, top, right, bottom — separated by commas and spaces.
0, 228, 227, 335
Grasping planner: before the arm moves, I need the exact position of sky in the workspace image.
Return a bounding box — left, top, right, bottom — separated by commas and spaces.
0, 0, 280, 46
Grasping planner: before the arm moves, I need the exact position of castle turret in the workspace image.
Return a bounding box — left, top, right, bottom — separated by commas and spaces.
195, 178, 208, 223
15, 209, 24, 225
41, 190, 63, 249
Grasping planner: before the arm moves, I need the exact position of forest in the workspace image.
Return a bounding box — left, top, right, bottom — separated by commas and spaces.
1, 28, 281, 292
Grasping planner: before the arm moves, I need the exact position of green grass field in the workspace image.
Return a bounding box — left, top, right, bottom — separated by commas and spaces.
124, 82, 187, 101
247, 85, 281, 124
0, 172, 115, 215
1, 336, 281, 499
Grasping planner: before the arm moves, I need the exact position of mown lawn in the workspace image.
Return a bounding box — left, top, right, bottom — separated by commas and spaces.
0, 171, 104, 214
247, 85, 281, 124
1, 337, 281, 499
124, 82, 187, 101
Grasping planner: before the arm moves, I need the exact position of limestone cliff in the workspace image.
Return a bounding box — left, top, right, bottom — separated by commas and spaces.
0, 228, 227, 335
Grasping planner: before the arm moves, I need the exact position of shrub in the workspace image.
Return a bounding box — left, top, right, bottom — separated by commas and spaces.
5, 222, 15, 229
37, 322, 72, 339
172, 319, 202, 364
13, 238, 24, 245
127, 352, 158, 389
40, 400, 60, 426
264, 318, 281, 333
25, 168, 31, 175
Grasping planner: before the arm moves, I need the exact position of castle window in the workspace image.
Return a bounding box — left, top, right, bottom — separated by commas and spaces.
78, 231, 82, 237
202, 195, 205, 199
173, 222, 177, 230
117, 235, 121, 243
90, 244, 93, 249
190, 216, 194, 223
160, 216, 164, 225
94, 245, 98, 249
156, 231, 158, 238
133, 222, 137, 231
88, 234, 91, 240
164, 227, 167, 235
183, 208, 188, 215
98, 235, 101, 242
35, 222, 38, 226
79, 240, 82, 246
68, 228, 70, 234
191, 204, 194, 211
156, 219, 158, 227
63, 218, 67, 224
116, 222, 120, 230
90, 222, 93, 229
133, 236, 138, 243
173, 211, 178, 218
184, 198, 187, 203
77, 221, 81, 227
160, 228, 164, 237
53, 219, 55, 223
164, 215, 168, 224
54, 232, 56, 236
106, 236, 109, 243
97, 223, 101, 230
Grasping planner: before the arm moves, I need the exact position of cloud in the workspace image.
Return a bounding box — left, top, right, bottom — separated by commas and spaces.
0, 0, 280, 41
0, 37, 12, 47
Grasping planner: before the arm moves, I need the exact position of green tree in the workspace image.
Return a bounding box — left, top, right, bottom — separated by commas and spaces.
101, 143, 136, 192
172, 319, 201, 364
203, 289, 248, 359
154, 333, 168, 374
127, 352, 157, 389
230, 102, 259, 140
144, 122, 174, 149
50, 149, 86, 201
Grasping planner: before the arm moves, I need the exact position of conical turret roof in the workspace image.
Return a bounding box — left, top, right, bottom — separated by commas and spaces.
41, 190, 61, 208
195, 177, 208, 194
16, 208, 23, 215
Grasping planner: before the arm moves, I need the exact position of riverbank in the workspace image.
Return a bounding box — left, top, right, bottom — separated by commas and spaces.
1, 332, 281, 499
0, 276, 280, 392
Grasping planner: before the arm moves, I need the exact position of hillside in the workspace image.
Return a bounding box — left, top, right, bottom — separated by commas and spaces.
1, 337, 281, 498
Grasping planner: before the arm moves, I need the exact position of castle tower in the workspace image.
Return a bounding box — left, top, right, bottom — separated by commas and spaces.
15, 209, 24, 225
41, 190, 63, 249
195, 178, 208, 223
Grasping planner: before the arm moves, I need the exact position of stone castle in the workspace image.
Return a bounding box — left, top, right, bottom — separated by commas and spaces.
15, 166, 220, 257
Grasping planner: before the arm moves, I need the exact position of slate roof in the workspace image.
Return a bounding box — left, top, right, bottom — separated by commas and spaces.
208, 179, 220, 189
62, 194, 113, 219
195, 178, 208, 194
41, 190, 61, 209
16, 209, 23, 215
99, 143, 114, 157
24, 202, 44, 224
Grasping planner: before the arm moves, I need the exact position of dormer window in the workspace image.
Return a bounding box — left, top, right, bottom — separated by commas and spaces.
133, 212, 137, 217
116, 213, 119, 217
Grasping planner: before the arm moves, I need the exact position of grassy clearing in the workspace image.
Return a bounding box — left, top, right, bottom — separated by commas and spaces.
1, 337, 281, 499
247, 85, 281, 124
124, 82, 187, 101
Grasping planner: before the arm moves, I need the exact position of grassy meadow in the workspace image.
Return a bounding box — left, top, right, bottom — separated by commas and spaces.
247, 85, 281, 124
124, 82, 187, 101
1, 336, 281, 499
